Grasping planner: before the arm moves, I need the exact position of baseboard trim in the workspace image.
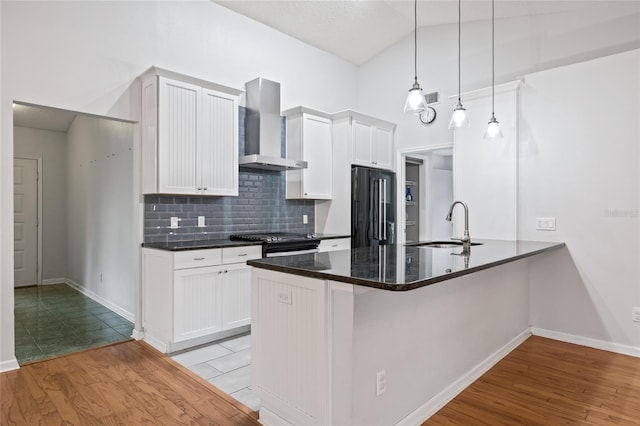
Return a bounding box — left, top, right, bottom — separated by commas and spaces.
397, 328, 532, 426
531, 327, 640, 358
0, 358, 20, 372
131, 329, 145, 340
143, 333, 168, 354
42, 278, 67, 285
65, 278, 134, 323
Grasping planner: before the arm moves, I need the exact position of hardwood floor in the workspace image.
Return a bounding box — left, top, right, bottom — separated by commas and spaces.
1, 340, 259, 425
426, 336, 640, 425
3, 336, 640, 425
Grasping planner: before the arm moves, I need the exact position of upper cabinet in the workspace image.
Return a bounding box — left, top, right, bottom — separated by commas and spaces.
335, 111, 396, 171
284, 107, 333, 200
141, 67, 242, 196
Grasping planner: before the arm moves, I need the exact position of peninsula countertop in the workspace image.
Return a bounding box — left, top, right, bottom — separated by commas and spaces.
247, 239, 565, 291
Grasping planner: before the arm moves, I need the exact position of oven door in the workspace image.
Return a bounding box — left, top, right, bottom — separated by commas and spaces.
266, 248, 319, 258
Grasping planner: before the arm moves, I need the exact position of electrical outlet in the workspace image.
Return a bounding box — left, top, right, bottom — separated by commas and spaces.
633, 307, 640, 322
198, 216, 205, 227
99, 273, 103, 283
376, 370, 386, 396
536, 217, 556, 231
170, 217, 179, 229
303, 214, 308, 225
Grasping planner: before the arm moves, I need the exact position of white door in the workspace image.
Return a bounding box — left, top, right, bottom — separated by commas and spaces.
373, 126, 394, 170
14, 158, 38, 287
352, 120, 373, 166
222, 263, 252, 330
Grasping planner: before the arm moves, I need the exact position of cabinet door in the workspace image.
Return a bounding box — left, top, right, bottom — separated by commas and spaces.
373, 126, 394, 171
158, 77, 200, 194
174, 265, 224, 342
352, 120, 373, 166
200, 88, 239, 196
222, 263, 252, 330
301, 114, 332, 199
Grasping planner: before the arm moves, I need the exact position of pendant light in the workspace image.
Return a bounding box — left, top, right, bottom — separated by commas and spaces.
449, 0, 469, 128
403, 0, 428, 114
484, 0, 503, 139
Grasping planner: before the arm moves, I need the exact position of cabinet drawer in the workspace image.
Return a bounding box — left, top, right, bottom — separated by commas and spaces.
318, 238, 351, 252
223, 245, 262, 264
174, 249, 222, 270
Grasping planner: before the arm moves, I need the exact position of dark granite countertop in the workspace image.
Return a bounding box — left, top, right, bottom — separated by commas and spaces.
313, 233, 350, 240
141, 234, 349, 251
142, 239, 261, 251
247, 239, 565, 291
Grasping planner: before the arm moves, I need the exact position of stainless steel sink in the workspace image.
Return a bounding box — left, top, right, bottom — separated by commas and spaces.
407, 241, 483, 248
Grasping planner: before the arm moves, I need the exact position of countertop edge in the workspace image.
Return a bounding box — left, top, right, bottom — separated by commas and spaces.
247, 241, 566, 291
141, 241, 262, 251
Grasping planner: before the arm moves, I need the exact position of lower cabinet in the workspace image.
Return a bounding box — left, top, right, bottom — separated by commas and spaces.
142, 245, 261, 353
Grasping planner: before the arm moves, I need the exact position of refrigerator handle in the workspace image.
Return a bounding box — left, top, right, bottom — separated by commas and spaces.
383, 179, 387, 241
378, 178, 384, 241
372, 179, 379, 241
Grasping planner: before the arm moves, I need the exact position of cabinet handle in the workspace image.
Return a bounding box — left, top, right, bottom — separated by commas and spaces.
332, 244, 338, 247
193, 257, 205, 261
196, 187, 202, 190
218, 271, 223, 274
237, 253, 248, 257
203, 187, 208, 191
304, 192, 308, 196
224, 270, 228, 274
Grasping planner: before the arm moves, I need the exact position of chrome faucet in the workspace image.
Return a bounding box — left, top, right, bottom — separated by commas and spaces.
446, 200, 471, 250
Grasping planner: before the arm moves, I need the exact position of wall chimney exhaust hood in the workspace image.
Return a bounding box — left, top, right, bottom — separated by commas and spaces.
239, 78, 307, 171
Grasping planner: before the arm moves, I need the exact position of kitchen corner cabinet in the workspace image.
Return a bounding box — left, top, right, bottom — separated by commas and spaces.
141, 67, 242, 196
284, 107, 332, 200
331, 111, 396, 172
142, 245, 261, 353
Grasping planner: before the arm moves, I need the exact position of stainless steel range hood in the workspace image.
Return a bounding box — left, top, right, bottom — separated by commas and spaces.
239, 78, 307, 171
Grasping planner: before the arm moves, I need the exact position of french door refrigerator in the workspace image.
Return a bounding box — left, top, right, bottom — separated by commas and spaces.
351, 166, 396, 248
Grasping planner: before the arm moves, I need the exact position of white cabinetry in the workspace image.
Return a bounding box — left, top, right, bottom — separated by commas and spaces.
142, 244, 261, 353
141, 67, 241, 196
284, 107, 332, 199
346, 113, 395, 171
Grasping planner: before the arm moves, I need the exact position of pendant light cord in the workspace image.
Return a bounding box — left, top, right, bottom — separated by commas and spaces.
491, 0, 495, 115
414, 0, 418, 82
457, 0, 461, 102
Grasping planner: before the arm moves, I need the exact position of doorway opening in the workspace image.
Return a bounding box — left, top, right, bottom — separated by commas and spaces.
399, 145, 454, 244
13, 102, 137, 364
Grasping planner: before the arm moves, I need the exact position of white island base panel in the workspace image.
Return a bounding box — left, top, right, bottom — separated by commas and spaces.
251, 259, 534, 426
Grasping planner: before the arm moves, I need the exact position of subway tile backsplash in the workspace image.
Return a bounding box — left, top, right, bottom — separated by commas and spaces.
143, 107, 315, 243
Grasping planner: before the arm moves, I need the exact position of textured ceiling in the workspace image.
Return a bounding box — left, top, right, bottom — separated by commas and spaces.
214, 0, 625, 65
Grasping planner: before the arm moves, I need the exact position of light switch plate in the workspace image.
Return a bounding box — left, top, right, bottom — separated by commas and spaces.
198, 216, 205, 227
536, 217, 556, 231
170, 217, 179, 229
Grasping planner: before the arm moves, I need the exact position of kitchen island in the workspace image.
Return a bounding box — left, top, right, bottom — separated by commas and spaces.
248, 240, 564, 425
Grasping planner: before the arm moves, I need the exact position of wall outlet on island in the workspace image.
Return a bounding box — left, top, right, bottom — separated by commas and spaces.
633, 307, 640, 322
376, 370, 386, 396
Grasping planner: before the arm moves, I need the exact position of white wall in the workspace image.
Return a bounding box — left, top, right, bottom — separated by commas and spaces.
0, 0, 359, 367
66, 115, 134, 316
521, 50, 640, 349
358, 2, 640, 153
13, 126, 67, 282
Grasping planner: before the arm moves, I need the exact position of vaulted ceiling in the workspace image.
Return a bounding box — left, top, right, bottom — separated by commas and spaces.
214, 1, 630, 65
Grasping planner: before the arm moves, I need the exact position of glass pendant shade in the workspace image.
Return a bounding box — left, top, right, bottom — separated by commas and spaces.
448, 101, 470, 128
404, 80, 428, 114
484, 115, 503, 139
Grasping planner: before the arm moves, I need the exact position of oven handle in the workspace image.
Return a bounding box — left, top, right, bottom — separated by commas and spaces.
266, 248, 319, 258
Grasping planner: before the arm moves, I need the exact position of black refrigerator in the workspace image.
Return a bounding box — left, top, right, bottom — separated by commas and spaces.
351, 166, 396, 248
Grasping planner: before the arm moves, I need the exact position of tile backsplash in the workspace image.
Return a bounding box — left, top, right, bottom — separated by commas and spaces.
143, 107, 315, 243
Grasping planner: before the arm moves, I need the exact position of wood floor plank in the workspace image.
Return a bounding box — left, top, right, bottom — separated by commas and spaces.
426, 336, 640, 425
1, 340, 259, 425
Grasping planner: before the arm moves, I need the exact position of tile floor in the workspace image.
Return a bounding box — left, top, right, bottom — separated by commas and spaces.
14, 283, 134, 364
170, 333, 261, 412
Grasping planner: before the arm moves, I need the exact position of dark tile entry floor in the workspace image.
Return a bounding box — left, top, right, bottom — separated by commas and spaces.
14, 283, 134, 364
